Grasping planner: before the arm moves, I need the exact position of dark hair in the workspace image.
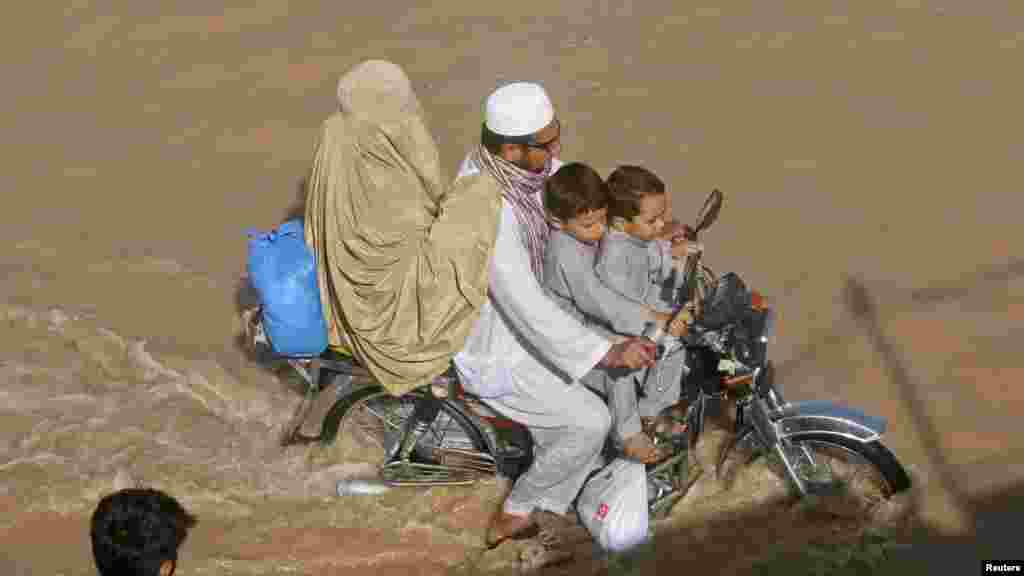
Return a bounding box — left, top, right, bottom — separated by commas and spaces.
480, 122, 553, 156
91, 488, 197, 576
481, 123, 509, 155
543, 162, 609, 222
606, 165, 666, 221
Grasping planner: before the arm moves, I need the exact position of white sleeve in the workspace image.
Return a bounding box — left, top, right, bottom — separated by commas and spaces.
490, 207, 611, 381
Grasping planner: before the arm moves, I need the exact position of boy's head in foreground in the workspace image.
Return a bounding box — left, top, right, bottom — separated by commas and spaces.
606, 165, 670, 242
91, 488, 197, 576
543, 162, 609, 244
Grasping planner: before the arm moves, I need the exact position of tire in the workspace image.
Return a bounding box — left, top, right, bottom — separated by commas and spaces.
319, 384, 506, 476
739, 431, 912, 520
319, 383, 388, 446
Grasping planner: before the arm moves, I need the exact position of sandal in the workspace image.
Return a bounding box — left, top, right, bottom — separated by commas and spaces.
485, 512, 539, 549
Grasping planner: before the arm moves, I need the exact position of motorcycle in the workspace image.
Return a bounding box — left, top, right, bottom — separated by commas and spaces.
642, 189, 912, 518
245, 188, 910, 521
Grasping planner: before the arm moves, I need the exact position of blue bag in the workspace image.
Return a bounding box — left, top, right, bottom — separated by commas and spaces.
246, 219, 329, 357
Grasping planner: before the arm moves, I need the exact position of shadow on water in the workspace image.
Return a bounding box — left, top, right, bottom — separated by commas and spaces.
873, 481, 1024, 576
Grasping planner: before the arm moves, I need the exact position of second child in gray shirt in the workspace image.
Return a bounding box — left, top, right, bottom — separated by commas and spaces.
542, 163, 687, 464
595, 165, 701, 437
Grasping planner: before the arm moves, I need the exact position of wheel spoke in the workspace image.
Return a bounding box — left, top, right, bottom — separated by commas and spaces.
789, 440, 893, 518
363, 402, 405, 432
428, 411, 452, 447
380, 461, 480, 486
333, 391, 501, 486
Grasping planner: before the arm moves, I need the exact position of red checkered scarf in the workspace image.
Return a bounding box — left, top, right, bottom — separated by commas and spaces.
472, 145, 553, 278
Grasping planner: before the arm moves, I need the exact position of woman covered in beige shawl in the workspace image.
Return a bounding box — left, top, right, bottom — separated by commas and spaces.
304, 60, 502, 395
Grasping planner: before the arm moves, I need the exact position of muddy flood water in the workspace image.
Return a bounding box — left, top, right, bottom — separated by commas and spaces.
3, 1, 1023, 574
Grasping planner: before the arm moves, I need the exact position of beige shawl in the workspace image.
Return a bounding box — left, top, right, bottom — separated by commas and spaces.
304, 60, 502, 394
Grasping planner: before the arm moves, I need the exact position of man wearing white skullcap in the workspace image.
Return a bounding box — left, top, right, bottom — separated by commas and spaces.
452, 82, 657, 548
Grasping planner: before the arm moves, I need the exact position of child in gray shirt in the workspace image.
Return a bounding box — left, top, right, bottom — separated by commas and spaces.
595, 165, 698, 438
542, 163, 688, 464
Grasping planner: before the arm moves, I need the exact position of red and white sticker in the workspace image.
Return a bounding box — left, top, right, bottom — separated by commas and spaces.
595, 503, 609, 520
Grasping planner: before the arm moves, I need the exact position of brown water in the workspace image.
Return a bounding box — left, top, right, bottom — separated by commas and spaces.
2, 1, 1023, 573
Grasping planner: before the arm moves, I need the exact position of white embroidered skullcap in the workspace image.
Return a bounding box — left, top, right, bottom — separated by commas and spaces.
484, 82, 555, 137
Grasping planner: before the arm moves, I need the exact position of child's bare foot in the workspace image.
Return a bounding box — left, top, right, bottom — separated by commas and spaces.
621, 432, 667, 464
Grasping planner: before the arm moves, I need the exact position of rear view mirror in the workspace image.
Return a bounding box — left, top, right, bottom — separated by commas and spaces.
694, 188, 723, 235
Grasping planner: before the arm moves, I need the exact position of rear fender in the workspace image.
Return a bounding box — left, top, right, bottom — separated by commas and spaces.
774, 400, 887, 444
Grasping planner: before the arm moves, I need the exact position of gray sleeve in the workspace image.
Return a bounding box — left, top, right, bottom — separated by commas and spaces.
595, 239, 648, 305
569, 257, 650, 336
543, 238, 585, 322
641, 241, 680, 311
542, 239, 566, 297
649, 240, 674, 281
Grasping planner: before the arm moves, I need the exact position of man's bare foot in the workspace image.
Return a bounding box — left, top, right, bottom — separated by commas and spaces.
485, 511, 538, 549
621, 433, 666, 464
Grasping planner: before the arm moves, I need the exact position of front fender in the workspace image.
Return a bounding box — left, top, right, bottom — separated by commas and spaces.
774, 400, 887, 443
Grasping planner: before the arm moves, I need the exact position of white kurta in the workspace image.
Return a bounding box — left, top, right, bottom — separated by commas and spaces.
451, 154, 615, 516
453, 156, 611, 396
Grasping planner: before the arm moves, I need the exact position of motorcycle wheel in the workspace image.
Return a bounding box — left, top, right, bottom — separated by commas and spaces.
319, 383, 504, 481
750, 432, 911, 521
